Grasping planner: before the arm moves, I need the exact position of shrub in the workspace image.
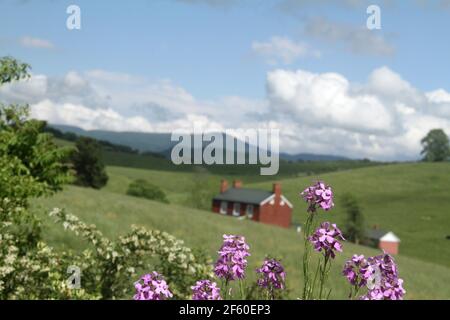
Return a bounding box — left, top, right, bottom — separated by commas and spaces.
126, 179, 169, 204
341, 193, 365, 244
71, 137, 109, 189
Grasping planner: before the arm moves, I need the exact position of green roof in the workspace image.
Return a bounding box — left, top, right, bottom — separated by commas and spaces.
213, 188, 273, 205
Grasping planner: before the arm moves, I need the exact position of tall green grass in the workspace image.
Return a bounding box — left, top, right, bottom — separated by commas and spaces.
33, 184, 450, 299
102, 162, 450, 268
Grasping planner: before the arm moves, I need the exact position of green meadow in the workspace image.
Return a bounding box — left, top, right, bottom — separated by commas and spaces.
32, 161, 450, 299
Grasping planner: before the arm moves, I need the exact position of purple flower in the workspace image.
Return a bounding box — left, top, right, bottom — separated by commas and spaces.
362, 253, 406, 300
343, 252, 406, 300
301, 181, 334, 213
256, 258, 286, 290
191, 280, 221, 300
133, 272, 173, 300
342, 254, 375, 288
308, 222, 344, 259
214, 234, 250, 281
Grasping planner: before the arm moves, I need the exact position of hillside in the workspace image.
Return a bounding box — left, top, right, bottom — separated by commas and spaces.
54, 137, 382, 179
101, 162, 450, 268
248, 162, 450, 267
33, 184, 450, 299
51, 124, 174, 153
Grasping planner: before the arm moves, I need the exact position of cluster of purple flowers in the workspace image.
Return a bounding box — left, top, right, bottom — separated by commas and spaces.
214, 234, 250, 281
256, 258, 286, 290
308, 222, 344, 259
191, 280, 221, 300
342, 253, 406, 300
132, 179, 408, 301
301, 181, 334, 213
133, 272, 173, 300
342, 254, 374, 288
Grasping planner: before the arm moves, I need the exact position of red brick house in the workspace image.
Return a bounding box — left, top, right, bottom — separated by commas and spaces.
211, 180, 293, 228
367, 228, 401, 255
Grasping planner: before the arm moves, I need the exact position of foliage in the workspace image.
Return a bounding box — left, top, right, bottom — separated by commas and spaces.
0, 56, 88, 299
126, 179, 169, 204
421, 128, 450, 162
48, 208, 212, 299
341, 193, 365, 244
0, 56, 30, 85
71, 137, 109, 189
0, 107, 73, 201
0, 56, 72, 255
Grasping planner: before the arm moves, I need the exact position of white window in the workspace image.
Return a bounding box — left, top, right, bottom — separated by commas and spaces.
220, 201, 228, 214
246, 204, 254, 219
233, 203, 241, 216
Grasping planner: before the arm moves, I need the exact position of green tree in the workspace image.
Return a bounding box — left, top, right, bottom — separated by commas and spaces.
0, 57, 80, 299
0, 56, 30, 85
421, 129, 450, 162
71, 136, 109, 189
0, 57, 73, 252
127, 179, 169, 204
341, 193, 365, 244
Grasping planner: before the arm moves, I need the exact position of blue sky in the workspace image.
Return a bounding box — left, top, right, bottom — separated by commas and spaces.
1, 0, 450, 160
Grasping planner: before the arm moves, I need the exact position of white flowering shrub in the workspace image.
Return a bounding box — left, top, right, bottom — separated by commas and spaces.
49, 208, 212, 299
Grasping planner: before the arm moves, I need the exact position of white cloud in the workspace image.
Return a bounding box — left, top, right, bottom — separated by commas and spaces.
19, 36, 54, 49
2, 67, 450, 161
266, 66, 450, 160
0, 70, 250, 134
304, 17, 395, 56
252, 36, 320, 64
267, 69, 394, 134
426, 89, 450, 103
30, 99, 154, 132
30, 99, 225, 133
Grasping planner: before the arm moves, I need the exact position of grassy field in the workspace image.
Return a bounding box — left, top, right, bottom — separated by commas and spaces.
101, 162, 450, 268
248, 162, 450, 268
33, 143, 450, 299
33, 184, 450, 299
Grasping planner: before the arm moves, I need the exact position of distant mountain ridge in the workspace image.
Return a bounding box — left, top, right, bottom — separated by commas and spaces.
52, 124, 173, 153
51, 124, 351, 161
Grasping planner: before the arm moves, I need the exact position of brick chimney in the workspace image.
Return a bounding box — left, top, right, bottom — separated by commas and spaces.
233, 180, 242, 188
273, 183, 281, 200
220, 179, 228, 193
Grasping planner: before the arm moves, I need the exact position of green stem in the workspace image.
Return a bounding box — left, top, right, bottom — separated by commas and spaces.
310, 257, 321, 298
302, 212, 316, 300
318, 255, 330, 300
222, 279, 229, 300
239, 279, 245, 300
351, 284, 360, 300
